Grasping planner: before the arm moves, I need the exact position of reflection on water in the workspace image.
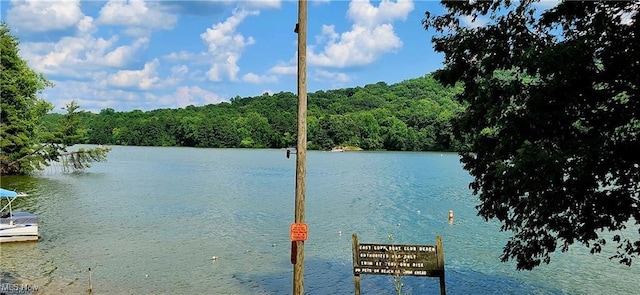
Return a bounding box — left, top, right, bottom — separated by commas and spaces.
1, 146, 638, 294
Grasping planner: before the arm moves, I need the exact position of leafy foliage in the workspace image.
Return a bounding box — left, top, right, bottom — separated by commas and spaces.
0, 23, 110, 175
424, 1, 639, 270
59, 146, 110, 173
58, 75, 464, 152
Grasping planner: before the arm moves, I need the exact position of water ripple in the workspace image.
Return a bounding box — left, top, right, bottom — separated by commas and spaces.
1, 147, 638, 294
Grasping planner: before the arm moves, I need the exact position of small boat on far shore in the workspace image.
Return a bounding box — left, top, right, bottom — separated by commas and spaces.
329, 145, 362, 152
0, 188, 39, 243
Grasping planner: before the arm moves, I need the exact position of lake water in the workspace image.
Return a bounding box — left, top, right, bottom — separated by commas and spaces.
1, 146, 638, 294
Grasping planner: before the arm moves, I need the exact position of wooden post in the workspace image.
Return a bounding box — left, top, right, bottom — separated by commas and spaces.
436, 236, 446, 295
88, 267, 93, 293
352, 233, 361, 295
292, 1, 308, 295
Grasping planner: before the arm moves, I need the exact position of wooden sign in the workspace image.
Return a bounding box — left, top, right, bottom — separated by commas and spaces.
290, 222, 308, 241
352, 233, 446, 295
354, 243, 439, 276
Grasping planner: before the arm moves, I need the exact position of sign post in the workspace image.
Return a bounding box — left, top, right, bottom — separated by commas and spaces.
292, 1, 308, 295
352, 233, 446, 295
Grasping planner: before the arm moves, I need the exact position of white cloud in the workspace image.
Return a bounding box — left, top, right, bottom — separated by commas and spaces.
268, 63, 297, 75
239, 0, 281, 10
261, 89, 275, 96
163, 51, 199, 62
618, 2, 639, 26
459, 15, 486, 28
200, 9, 259, 81
102, 37, 149, 68
17, 6, 149, 79
6, 0, 84, 32
107, 59, 160, 90
173, 86, 225, 108
312, 0, 332, 6
159, 65, 190, 88
314, 70, 350, 83
172, 65, 189, 76
98, 0, 178, 35
309, 23, 402, 67
21, 34, 119, 78
156, 1, 230, 16
77, 15, 97, 36
20, 28, 149, 78
42, 79, 129, 113
308, 0, 414, 68
534, 0, 561, 10
242, 72, 278, 84
621, 12, 634, 25
46, 80, 225, 113
347, 0, 414, 27
315, 24, 339, 44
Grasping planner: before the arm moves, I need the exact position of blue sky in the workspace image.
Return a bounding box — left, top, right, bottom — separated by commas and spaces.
1, 0, 466, 113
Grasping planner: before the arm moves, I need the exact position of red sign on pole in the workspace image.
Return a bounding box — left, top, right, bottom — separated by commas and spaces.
290, 223, 308, 241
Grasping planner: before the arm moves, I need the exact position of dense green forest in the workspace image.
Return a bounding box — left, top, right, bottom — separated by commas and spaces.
44, 75, 464, 151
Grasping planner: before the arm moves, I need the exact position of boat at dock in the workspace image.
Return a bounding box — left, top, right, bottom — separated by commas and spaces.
0, 188, 39, 243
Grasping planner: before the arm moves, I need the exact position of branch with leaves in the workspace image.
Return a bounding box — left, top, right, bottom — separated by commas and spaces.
1, 23, 110, 175
423, 1, 639, 270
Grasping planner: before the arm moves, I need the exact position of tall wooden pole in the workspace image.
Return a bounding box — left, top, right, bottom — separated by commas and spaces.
293, 0, 307, 294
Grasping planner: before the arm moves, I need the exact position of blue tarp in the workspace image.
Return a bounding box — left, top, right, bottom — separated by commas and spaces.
0, 188, 18, 198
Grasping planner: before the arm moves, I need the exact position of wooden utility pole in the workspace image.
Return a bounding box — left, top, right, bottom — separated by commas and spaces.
293, 1, 307, 294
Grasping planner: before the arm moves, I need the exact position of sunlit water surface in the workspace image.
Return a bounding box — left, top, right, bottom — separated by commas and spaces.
1, 146, 638, 294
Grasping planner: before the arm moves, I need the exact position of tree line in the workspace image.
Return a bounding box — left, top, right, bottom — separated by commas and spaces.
43, 76, 465, 152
